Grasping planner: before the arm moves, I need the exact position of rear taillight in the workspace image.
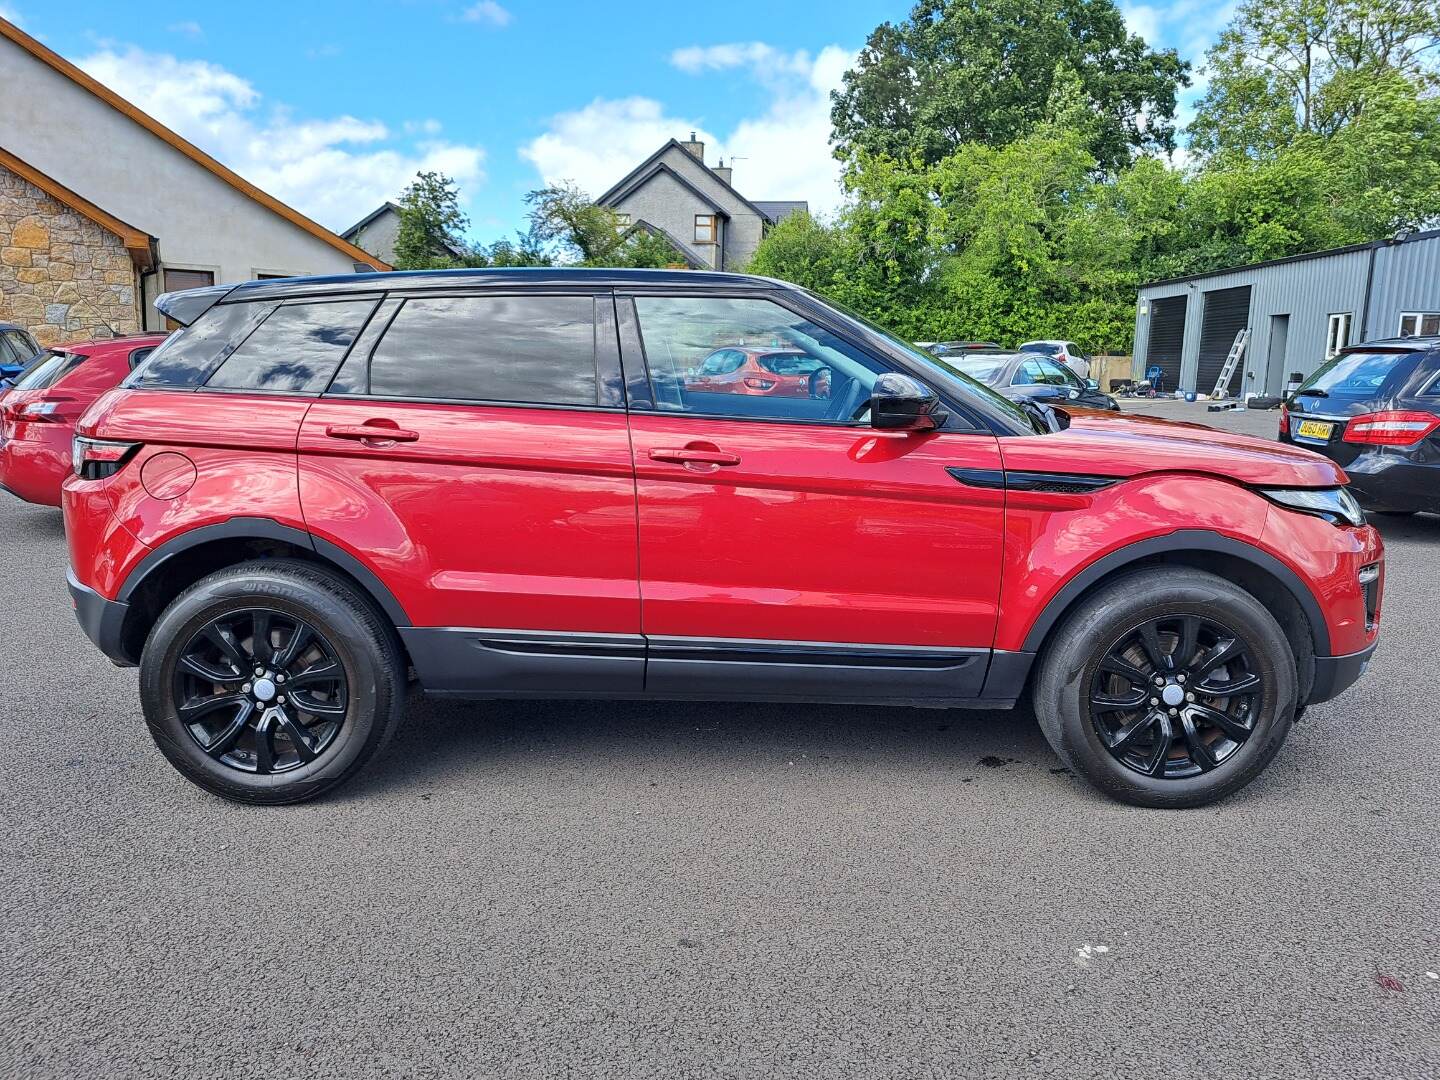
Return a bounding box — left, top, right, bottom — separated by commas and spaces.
1343, 411, 1440, 447
12, 400, 64, 422
72, 435, 139, 480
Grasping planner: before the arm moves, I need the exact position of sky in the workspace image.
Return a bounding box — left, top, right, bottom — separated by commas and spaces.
1, 0, 1238, 244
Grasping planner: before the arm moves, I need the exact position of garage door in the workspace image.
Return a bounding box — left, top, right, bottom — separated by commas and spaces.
1145, 295, 1186, 391
1196, 286, 1251, 394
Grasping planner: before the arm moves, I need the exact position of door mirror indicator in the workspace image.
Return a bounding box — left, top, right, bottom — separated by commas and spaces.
870, 373, 946, 431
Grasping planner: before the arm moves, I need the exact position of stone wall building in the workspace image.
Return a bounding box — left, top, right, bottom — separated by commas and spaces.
0, 15, 386, 340
0, 150, 149, 345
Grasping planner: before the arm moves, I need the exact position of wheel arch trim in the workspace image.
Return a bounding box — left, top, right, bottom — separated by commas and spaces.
1019, 530, 1331, 656
116, 517, 412, 627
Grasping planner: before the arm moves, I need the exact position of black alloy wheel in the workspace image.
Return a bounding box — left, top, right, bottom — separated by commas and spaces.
1032, 567, 1298, 808
173, 608, 349, 774
1088, 614, 1263, 779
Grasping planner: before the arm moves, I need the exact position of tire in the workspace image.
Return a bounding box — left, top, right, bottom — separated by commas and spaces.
139, 559, 405, 805
1033, 567, 1297, 808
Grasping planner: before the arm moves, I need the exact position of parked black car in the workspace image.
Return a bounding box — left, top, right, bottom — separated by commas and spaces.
1281, 336, 1440, 514
0, 322, 43, 384
946, 351, 1120, 411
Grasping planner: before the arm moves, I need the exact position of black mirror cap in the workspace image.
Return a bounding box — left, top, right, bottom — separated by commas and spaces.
871, 372, 947, 431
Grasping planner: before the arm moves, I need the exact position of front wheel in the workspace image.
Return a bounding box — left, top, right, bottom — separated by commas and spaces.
1033, 568, 1298, 808
139, 560, 405, 805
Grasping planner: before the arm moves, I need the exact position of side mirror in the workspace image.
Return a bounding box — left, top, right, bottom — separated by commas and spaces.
1085, 378, 1100, 391
870, 373, 946, 431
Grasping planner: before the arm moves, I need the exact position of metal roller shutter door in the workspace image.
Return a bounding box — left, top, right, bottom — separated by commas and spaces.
1196, 286, 1251, 393
1145, 295, 1186, 391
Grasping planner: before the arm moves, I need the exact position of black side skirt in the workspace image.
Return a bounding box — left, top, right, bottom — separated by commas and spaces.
401, 628, 1028, 708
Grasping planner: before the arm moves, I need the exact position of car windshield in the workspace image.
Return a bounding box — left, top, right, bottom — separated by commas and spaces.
10, 351, 68, 390
1296, 350, 1412, 400
802, 289, 1044, 433
1022, 342, 1061, 355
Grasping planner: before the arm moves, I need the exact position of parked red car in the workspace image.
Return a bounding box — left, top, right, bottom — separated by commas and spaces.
63, 270, 1382, 808
0, 334, 165, 506
685, 346, 828, 398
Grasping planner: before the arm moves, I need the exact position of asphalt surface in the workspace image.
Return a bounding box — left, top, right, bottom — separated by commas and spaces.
2, 403, 1437, 1079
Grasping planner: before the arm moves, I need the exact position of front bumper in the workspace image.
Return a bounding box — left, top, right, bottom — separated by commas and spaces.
1309, 640, 1378, 705
67, 568, 135, 666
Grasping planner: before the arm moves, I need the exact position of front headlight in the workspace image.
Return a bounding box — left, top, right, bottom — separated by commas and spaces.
1259, 486, 1366, 527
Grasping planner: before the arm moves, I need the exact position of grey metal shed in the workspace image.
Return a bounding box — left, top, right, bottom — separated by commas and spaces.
1132, 229, 1440, 396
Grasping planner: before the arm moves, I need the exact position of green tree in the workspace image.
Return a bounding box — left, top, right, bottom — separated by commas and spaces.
523, 183, 688, 267
1190, 0, 1440, 157
393, 171, 471, 270
830, 0, 1189, 171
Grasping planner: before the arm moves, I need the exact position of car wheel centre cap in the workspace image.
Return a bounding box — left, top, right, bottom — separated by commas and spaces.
1161, 683, 1185, 707
253, 677, 277, 703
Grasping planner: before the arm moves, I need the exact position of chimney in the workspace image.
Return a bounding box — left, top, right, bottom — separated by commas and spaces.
713, 157, 733, 186
680, 131, 705, 163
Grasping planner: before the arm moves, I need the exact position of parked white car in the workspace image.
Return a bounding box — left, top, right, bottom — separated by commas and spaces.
1020, 340, 1092, 379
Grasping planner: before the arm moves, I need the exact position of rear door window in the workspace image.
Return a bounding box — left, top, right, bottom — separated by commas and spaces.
363, 295, 598, 406
204, 300, 378, 393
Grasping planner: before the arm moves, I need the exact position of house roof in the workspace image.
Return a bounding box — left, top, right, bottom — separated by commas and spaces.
754, 201, 809, 225
621, 220, 708, 268
0, 16, 390, 271
597, 139, 772, 220
0, 145, 156, 270
342, 202, 402, 238
343, 201, 466, 259
1139, 228, 1440, 290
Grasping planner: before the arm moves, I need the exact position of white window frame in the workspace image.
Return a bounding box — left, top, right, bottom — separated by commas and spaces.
1325, 312, 1352, 359
1399, 311, 1440, 337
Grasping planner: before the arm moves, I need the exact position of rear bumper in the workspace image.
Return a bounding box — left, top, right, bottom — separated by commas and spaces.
67, 567, 134, 666
1343, 456, 1440, 514
1308, 640, 1377, 705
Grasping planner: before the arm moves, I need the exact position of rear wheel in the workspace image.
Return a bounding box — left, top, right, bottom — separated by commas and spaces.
139, 560, 405, 805
1033, 568, 1298, 808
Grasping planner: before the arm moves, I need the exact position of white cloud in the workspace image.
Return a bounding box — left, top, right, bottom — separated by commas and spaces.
461, 1, 512, 27
521, 43, 853, 216
166, 20, 203, 37
74, 45, 486, 231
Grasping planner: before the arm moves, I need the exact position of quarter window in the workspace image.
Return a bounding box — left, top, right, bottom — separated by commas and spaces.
128, 302, 275, 390
205, 300, 377, 393
366, 295, 597, 406
633, 295, 885, 423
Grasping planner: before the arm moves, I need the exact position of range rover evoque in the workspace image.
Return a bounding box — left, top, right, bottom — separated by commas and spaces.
63, 269, 1383, 807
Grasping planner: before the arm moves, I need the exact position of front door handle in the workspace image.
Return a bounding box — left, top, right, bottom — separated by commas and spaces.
325, 422, 420, 444
649, 444, 740, 467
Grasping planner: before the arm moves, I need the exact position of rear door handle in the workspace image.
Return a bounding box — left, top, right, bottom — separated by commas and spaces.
649, 446, 740, 466
325, 423, 419, 443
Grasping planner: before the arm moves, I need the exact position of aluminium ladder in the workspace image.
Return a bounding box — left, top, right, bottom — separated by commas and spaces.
1210, 328, 1250, 399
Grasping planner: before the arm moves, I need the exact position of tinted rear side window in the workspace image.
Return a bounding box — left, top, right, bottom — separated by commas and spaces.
367, 295, 596, 405
205, 300, 377, 393
129, 302, 274, 389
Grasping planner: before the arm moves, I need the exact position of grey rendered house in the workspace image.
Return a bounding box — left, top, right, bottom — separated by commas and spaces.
597, 134, 808, 271
342, 202, 467, 266
1133, 229, 1440, 396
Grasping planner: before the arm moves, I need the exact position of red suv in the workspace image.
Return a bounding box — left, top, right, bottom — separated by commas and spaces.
63, 270, 1382, 808
0, 334, 166, 506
